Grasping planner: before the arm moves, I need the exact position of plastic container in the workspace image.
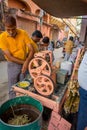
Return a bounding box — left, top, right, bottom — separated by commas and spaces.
0, 96, 43, 130
61, 61, 72, 75
57, 69, 68, 84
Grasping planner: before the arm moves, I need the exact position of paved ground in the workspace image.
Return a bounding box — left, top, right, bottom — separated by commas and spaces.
0, 47, 63, 105
0, 61, 8, 105
0, 82, 9, 105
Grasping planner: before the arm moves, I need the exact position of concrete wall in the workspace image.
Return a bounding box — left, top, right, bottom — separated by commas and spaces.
80, 16, 87, 43
8, 0, 51, 37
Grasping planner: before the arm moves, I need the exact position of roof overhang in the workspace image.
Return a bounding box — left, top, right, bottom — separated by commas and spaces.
32, 0, 87, 18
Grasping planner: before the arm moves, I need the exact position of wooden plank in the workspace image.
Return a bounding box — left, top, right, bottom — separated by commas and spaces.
71, 49, 82, 80
13, 86, 59, 112
58, 88, 68, 113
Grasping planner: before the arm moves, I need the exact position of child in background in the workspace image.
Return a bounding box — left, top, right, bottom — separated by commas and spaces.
41, 36, 54, 51
41, 36, 54, 61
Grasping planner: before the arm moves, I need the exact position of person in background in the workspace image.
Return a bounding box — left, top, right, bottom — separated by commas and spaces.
74, 36, 79, 47
56, 40, 61, 48
41, 36, 54, 61
30, 30, 43, 53
68, 42, 83, 64
77, 49, 87, 130
0, 15, 42, 98
64, 36, 74, 61
41, 36, 54, 51
50, 40, 55, 49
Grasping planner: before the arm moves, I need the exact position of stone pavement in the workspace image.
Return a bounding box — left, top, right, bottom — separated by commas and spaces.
0, 82, 9, 105
0, 61, 8, 105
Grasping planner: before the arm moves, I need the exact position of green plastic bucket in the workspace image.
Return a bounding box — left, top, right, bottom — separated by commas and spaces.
0, 96, 43, 130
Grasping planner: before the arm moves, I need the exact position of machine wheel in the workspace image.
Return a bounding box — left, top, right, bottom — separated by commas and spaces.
29, 57, 51, 79
34, 75, 54, 96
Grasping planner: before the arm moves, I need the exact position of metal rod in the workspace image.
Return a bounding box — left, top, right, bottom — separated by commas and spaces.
67, 19, 80, 34
61, 18, 77, 36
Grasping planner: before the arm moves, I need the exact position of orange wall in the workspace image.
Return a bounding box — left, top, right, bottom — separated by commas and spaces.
8, 0, 52, 38
37, 24, 50, 36
8, 0, 30, 11
27, 0, 40, 14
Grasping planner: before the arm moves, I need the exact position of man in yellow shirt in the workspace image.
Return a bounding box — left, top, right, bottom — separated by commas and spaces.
0, 16, 42, 98
64, 36, 74, 60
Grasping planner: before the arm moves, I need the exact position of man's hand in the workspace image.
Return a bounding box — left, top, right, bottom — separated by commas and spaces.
21, 60, 28, 74
21, 43, 34, 73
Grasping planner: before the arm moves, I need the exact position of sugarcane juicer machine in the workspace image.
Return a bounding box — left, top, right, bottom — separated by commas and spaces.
13, 50, 71, 130
29, 50, 57, 96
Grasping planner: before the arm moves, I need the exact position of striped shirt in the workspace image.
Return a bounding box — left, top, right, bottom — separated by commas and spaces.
78, 52, 87, 90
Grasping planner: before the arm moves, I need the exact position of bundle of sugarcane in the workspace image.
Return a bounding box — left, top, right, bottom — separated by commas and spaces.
64, 80, 80, 114
77, 48, 85, 67
8, 106, 31, 125
8, 114, 31, 125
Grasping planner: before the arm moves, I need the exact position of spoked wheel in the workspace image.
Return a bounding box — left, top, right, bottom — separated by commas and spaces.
29, 57, 51, 79
34, 75, 54, 96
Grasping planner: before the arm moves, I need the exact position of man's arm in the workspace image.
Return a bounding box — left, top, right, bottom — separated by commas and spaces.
3, 50, 25, 64
71, 42, 74, 48
21, 43, 34, 73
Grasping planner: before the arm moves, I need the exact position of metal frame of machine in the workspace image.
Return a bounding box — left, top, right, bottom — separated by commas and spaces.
13, 50, 71, 130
